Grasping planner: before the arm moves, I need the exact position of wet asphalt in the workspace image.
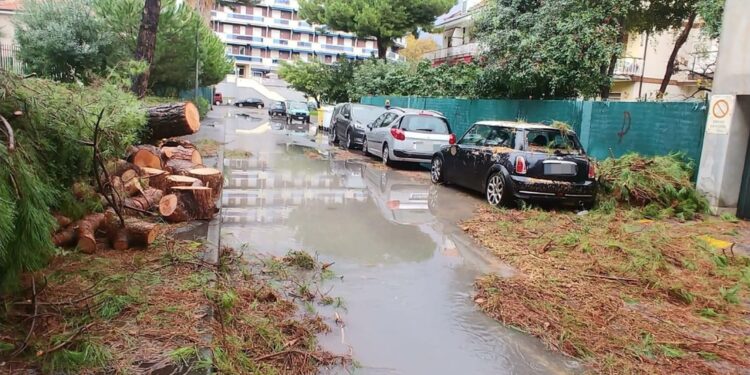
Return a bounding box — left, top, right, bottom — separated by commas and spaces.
213, 106, 579, 375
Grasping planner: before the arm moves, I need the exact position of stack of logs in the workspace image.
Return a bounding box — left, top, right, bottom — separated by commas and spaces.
51, 102, 223, 253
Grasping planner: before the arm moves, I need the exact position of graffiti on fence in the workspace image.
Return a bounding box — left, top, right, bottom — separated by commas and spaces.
617, 111, 632, 144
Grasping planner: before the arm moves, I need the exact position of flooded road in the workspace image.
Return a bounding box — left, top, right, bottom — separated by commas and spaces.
216, 107, 578, 374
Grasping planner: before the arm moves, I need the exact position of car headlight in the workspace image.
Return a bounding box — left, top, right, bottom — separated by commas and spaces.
353, 122, 364, 130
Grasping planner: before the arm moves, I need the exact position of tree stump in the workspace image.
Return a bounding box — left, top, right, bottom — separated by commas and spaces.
76, 213, 105, 254
162, 146, 202, 165
125, 219, 159, 247
146, 102, 201, 140
187, 168, 222, 199
127, 145, 163, 169
141, 167, 170, 191
173, 186, 215, 220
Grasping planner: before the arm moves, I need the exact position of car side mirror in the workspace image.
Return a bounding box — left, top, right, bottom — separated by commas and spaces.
344, 113, 351, 120
367, 124, 372, 130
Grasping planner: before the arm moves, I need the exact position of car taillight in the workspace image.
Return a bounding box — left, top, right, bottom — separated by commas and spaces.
387, 200, 400, 210
449, 134, 456, 145
390, 128, 406, 141
515, 156, 527, 175
588, 162, 596, 179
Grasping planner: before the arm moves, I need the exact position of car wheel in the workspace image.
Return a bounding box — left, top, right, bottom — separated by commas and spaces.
382, 144, 392, 167
362, 136, 369, 155
431, 157, 444, 184
345, 131, 354, 149
257, 104, 263, 109
331, 127, 338, 144
486, 172, 509, 207
238, 103, 243, 108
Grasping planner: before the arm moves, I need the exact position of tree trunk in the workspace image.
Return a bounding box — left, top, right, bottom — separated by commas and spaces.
123, 188, 164, 214
146, 102, 201, 140
376, 37, 389, 60
141, 167, 170, 191
172, 186, 215, 220
76, 213, 106, 254
132, 0, 162, 98
159, 194, 193, 223
659, 13, 697, 96
165, 159, 200, 175
165, 175, 202, 191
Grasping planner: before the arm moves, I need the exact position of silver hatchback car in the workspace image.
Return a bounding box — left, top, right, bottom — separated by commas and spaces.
363, 108, 455, 165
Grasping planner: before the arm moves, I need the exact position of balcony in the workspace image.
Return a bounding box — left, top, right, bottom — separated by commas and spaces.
613, 57, 643, 79
424, 42, 478, 62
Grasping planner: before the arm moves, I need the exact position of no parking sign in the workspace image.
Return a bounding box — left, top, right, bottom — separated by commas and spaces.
706, 95, 736, 135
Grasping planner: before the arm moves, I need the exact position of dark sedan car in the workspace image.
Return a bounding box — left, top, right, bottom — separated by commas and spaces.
431, 121, 597, 208
234, 97, 264, 108
268, 101, 286, 117
330, 103, 386, 149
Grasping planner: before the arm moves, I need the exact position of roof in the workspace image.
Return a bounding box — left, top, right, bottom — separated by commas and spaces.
390, 107, 445, 117
0, 0, 20, 11
474, 121, 560, 130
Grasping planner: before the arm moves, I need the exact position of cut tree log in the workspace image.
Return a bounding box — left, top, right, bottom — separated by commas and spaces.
165, 175, 202, 192
106, 159, 142, 178
161, 146, 202, 165
53, 214, 72, 228
141, 167, 170, 191
103, 209, 159, 249
158, 138, 195, 149
121, 169, 139, 183
123, 188, 164, 214
127, 145, 163, 169
172, 186, 215, 220
146, 102, 201, 140
165, 159, 199, 175
76, 213, 105, 254
53, 225, 77, 247
111, 176, 142, 197
159, 194, 192, 223
187, 168, 222, 199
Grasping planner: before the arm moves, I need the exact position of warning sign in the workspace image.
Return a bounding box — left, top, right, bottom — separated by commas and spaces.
706, 95, 736, 135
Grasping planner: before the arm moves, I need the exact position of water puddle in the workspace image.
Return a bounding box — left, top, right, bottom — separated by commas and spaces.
218, 111, 579, 374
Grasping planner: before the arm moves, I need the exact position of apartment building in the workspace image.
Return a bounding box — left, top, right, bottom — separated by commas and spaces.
423, 0, 483, 65
210, 0, 402, 78
611, 28, 718, 101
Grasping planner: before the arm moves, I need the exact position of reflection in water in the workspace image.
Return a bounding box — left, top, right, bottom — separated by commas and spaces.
219, 115, 578, 374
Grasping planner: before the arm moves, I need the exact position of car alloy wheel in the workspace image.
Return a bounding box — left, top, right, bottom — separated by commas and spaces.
238, 103, 243, 108
382, 145, 390, 166
331, 127, 338, 144
362, 137, 368, 155
257, 104, 262, 109
431, 157, 443, 183
486, 173, 506, 207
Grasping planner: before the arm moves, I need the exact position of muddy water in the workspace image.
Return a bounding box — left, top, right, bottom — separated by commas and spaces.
218, 108, 578, 374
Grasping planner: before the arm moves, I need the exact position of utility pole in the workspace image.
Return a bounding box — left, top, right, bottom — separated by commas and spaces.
638, 30, 649, 100
194, 0, 201, 103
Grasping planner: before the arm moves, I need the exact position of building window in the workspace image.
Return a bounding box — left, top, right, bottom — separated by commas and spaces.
262, 7, 268, 17
292, 52, 300, 60
292, 33, 301, 41
280, 30, 291, 39
238, 46, 246, 55
280, 51, 291, 60
337, 37, 344, 46
325, 55, 332, 63
326, 36, 333, 44
308, 34, 315, 42
237, 66, 246, 77
356, 39, 365, 48
245, 6, 253, 15
281, 11, 292, 20
233, 25, 241, 34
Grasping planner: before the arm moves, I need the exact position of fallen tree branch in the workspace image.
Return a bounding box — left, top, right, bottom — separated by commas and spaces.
11, 277, 37, 357
582, 273, 639, 283
0, 113, 15, 152
37, 322, 96, 357
253, 349, 324, 363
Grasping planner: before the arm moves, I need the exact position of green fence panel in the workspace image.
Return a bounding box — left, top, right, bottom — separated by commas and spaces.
360, 95, 708, 162
584, 101, 708, 162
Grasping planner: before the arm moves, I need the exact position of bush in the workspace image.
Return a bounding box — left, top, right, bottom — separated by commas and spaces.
195, 97, 209, 119
598, 153, 709, 220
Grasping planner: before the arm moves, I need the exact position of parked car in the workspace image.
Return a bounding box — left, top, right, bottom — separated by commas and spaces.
286, 101, 310, 124
363, 108, 454, 166
235, 98, 264, 108
213, 92, 223, 105
268, 101, 287, 117
330, 103, 387, 149
430, 121, 597, 208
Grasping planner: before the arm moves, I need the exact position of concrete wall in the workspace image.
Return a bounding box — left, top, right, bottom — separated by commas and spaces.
711, 0, 750, 95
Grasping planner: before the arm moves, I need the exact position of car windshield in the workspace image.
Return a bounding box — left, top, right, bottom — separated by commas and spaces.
288, 102, 307, 111
246, 98, 258, 102
526, 129, 583, 154
400, 115, 450, 134
460, 125, 515, 148
272, 102, 284, 109
351, 106, 385, 124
